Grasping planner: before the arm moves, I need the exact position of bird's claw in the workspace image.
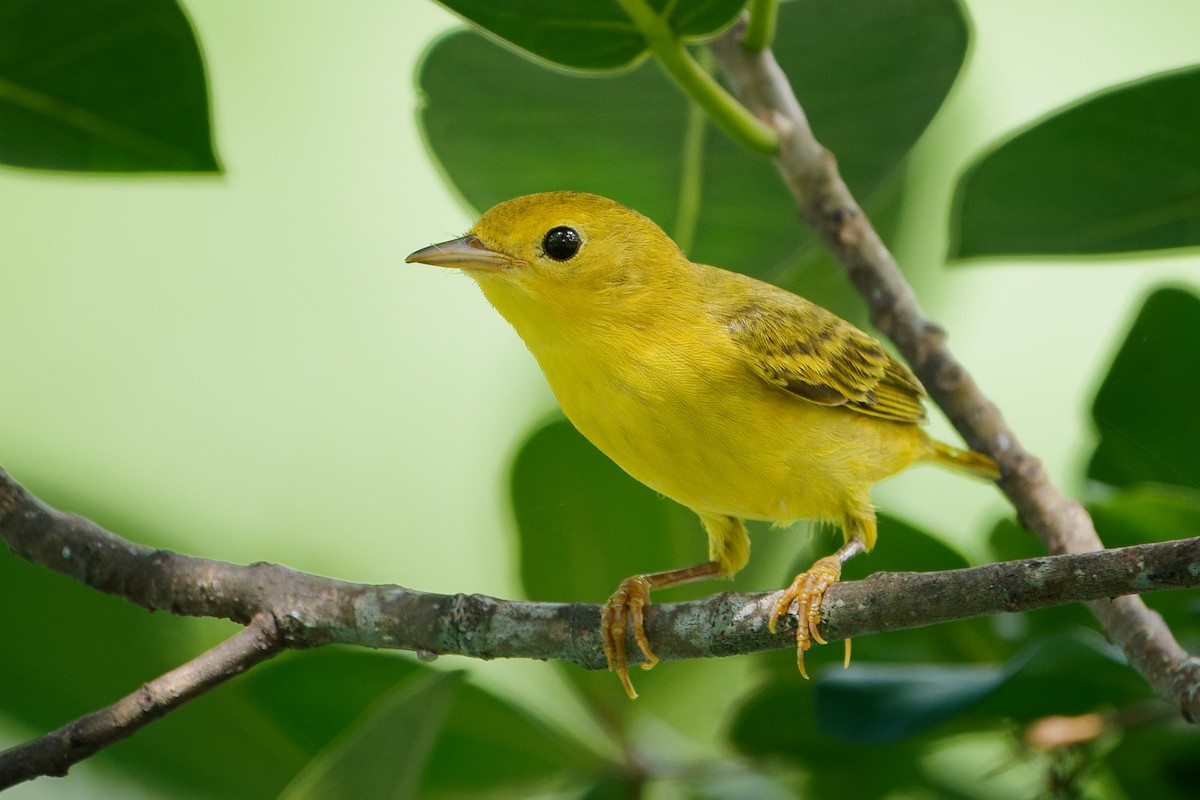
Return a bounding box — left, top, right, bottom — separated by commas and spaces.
768, 555, 846, 679
601, 575, 659, 699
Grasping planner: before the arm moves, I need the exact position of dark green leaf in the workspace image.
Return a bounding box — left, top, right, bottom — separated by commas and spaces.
582, 772, 642, 800
1089, 287, 1200, 491
278, 672, 459, 800
0, 544, 209, 731
838, 513, 973, 579
1108, 719, 1200, 800
511, 416, 705, 605
417, 0, 967, 315
950, 67, 1200, 258
246, 649, 597, 796
730, 680, 928, 798
970, 631, 1147, 721
0, 0, 218, 172
987, 516, 1040, 563
1088, 482, 1200, 548
241, 649, 416, 755
423, 666, 600, 794
434, 0, 746, 72
815, 663, 1006, 743
670, 0, 749, 38
812, 631, 1143, 744
772, 0, 968, 201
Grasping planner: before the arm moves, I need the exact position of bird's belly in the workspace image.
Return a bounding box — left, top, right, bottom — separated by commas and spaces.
547, 361, 924, 524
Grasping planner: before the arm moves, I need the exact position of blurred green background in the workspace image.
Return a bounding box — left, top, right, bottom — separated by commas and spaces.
2, 0, 1199, 797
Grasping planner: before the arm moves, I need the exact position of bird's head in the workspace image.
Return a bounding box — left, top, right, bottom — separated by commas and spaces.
406, 192, 688, 333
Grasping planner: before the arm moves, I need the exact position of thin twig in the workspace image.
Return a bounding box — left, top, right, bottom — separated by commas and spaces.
709, 16, 1200, 721
0, 614, 282, 790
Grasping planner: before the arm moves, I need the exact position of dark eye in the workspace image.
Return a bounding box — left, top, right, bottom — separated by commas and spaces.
542, 226, 581, 261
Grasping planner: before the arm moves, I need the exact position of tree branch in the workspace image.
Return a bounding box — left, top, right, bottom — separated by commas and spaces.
709, 16, 1200, 721
3, 463, 1199, 788
5, 12, 1196, 790
0, 613, 282, 791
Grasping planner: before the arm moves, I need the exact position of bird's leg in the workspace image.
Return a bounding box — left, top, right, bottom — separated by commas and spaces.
602, 561, 724, 699
770, 523, 871, 679
603, 514, 750, 699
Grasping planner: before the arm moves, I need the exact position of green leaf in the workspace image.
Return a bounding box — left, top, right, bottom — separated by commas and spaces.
278, 672, 459, 800
1089, 287, 1200, 491
511, 416, 705, 606
1090, 483, 1200, 544
434, 0, 747, 72
734, 632, 1145, 777
0, 0, 219, 172
670, 0, 751, 38
812, 631, 1142, 744
836, 513, 973, 579
969, 631, 1147, 721
1107, 719, 1200, 800
582, 772, 642, 800
730, 679, 929, 797
950, 66, 1200, 258
815, 663, 1006, 744
0, 544, 206, 731
246, 649, 597, 796
417, 0, 967, 314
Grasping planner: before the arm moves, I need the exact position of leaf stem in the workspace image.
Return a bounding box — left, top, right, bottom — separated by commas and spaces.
616, 0, 778, 154
674, 91, 708, 252
743, 0, 778, 52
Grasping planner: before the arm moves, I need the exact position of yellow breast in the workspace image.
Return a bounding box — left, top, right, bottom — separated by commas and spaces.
524, 307, 926, 525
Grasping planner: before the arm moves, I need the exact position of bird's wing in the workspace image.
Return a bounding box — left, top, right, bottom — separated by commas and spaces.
725, 294, 928, 424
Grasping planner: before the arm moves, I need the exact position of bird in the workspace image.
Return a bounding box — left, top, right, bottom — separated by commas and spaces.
407, 191, 998, 698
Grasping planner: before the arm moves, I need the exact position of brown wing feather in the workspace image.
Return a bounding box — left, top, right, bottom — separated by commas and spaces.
726, 295, 927, 425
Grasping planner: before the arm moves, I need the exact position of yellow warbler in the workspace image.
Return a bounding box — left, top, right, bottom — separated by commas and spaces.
408, 192, 998, 697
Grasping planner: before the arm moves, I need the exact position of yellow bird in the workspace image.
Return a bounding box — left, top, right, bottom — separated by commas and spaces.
407, 192, 998, 697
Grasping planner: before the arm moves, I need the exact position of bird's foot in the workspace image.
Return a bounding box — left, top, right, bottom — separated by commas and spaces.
601, 575, 659, 699
769, 555, 846, 679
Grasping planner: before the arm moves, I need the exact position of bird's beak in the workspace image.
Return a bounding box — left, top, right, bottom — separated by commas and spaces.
405, 235, 510, 272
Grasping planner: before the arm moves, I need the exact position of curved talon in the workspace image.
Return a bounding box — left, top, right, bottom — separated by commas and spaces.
770, 555, 844, 680
601, 575, 658, 699
767, 590, 790, 634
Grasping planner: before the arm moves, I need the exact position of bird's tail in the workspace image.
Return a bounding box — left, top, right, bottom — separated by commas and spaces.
928, 439, 1000, 481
